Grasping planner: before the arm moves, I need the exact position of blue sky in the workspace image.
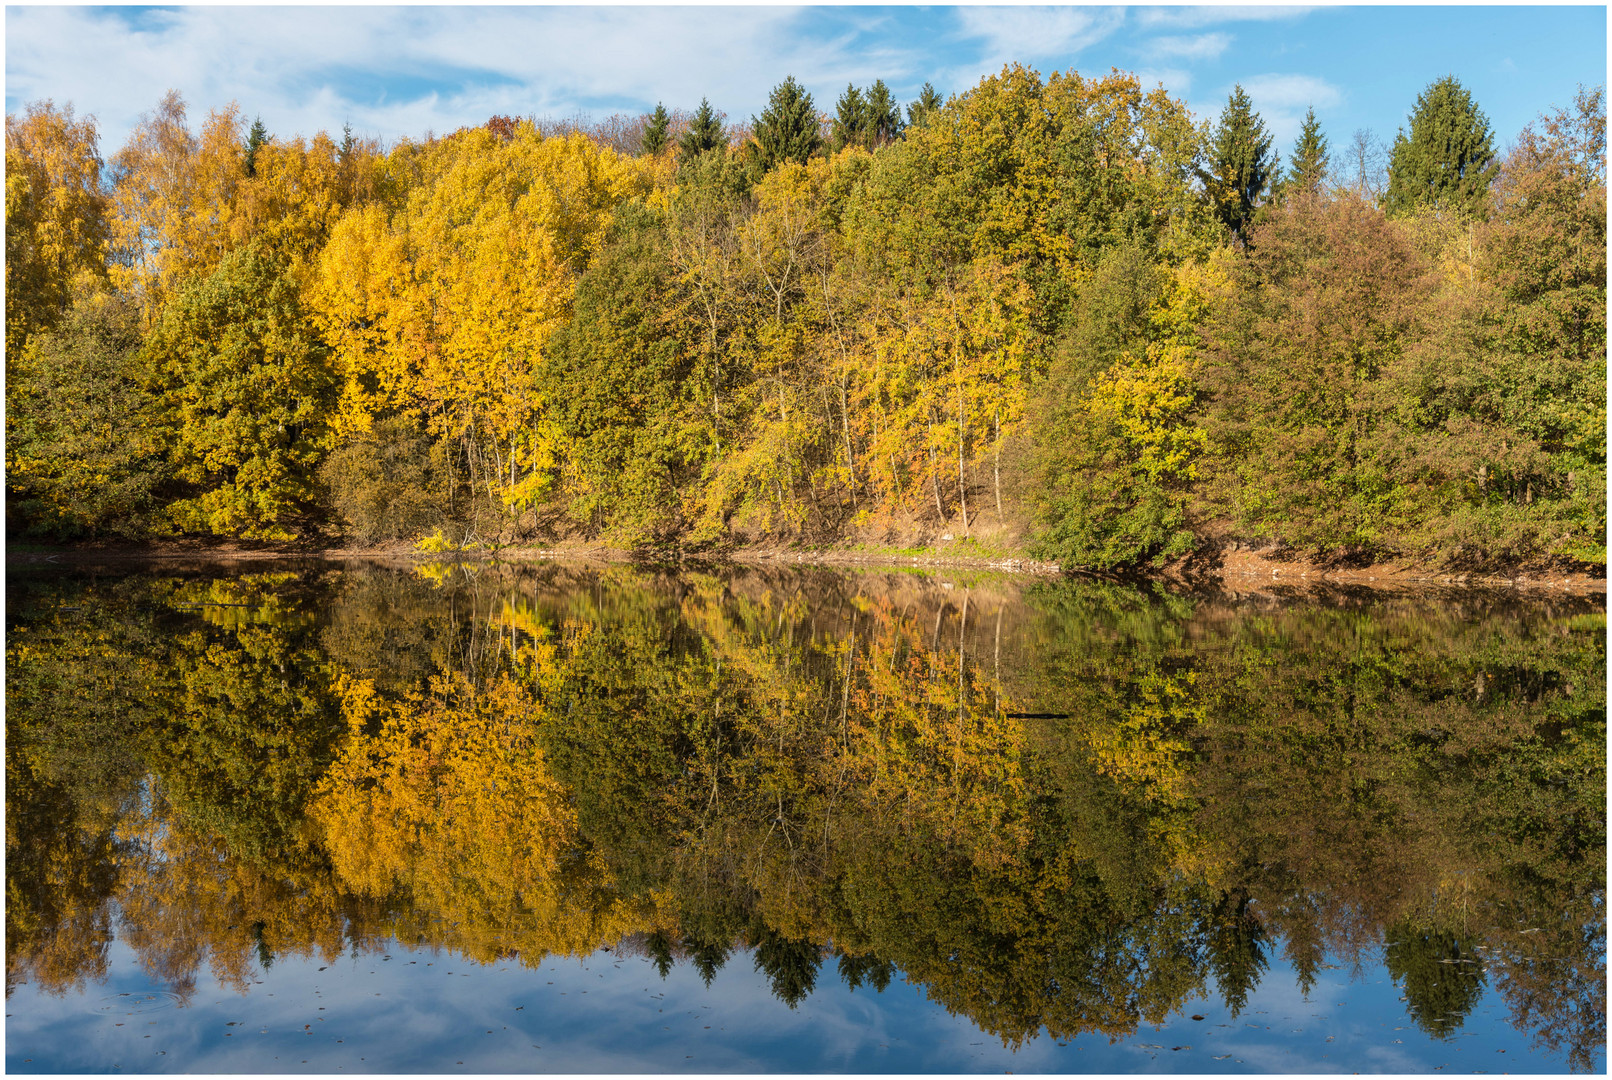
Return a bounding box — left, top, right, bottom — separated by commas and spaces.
5, 5, 1606, 165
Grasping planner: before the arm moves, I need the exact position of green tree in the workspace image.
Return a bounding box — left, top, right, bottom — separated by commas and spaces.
6, 290, 170, 539
541, 201, 711, 547
1288, 106, 1329, 193
907, 82, 943, 128
243, 115, 269, 178
1384, 76, 1498, 217
1030, 244, 1203, 569
752, 76, 821, 170
641, 103, 670, 157
144, 242, 336, 538
831, 83, 869, 151
865, 79, 904, 145
1201, 85, 1278, 236
677, 98, 726, 165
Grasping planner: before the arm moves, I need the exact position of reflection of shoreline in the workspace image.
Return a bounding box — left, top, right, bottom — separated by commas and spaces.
6, 565, 1605, 1069
7, 541, 1607, 598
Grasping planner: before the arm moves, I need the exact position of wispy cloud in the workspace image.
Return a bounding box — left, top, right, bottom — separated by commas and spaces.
1136, 6, 1312, 31
1242, 72, 1344, 111
952, 6, 1127, 70
1141, 32, 1233, 62
1135, 67, 1197, 99
5, 5, 904, 151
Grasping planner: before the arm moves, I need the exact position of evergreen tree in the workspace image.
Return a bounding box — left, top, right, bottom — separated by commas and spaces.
1289, 106, 1330, 193
907, 82, 943, 128
831, 83, 869, 152
677, 98, 726, 165
752, 76, 821, 169
244, 116, 269, 178
1200, 85, 1279, 236
865, 79, 904, 145
641, 102, 670, 158
1384, 75, 1498, 217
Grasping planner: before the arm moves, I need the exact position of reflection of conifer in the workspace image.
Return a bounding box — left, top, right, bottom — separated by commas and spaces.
1206, 893, 1268, 1017
688, 935, 730, 987
1384, 924, 1486, 1039
751, 925, 823, 1008
1275, 894, 1326, 998
646, 928, 676, 980
837, 950, 894, 993
251, 920, 274, 970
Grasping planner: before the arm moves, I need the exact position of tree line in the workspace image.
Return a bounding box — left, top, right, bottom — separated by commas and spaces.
5, 69, 1605, 569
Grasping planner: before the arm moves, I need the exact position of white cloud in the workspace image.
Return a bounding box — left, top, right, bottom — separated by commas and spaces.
5, 5, 921, 153
1142, 32, 1233, 62
1135, 67, 1196, 99
1241, 72, 1343, 111
952, 5, 1127, 70
1136, 6, 1312, 31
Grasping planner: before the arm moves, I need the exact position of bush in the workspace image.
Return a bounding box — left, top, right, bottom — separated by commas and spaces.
319, 417, 443, 543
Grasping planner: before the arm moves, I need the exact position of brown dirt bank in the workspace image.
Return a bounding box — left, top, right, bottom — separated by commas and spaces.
8, 535, 1605, 598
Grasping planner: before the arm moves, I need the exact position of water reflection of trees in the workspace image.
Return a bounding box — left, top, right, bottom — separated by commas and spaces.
6, 565, 1604, 1068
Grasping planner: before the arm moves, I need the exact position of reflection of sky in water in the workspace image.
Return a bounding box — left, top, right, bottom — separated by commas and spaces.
6, 932, 1594, 1073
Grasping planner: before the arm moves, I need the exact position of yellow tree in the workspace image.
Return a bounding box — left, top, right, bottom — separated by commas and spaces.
230, 129, 379, 288
313, 125, 653, 531
4, 100, 112, 360
109, 92, 247, 322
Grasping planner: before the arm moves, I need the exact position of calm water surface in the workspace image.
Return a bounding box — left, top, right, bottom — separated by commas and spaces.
6, 561, 1604, 1073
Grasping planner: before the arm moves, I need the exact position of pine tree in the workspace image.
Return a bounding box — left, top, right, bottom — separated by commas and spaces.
1289, 106, 1329, 193
1200, 85, 1278, 236
677, 98, 726, 165
1384, 76, 1498, 217
907, 82, 943, 128
244, 116, 269, 178
865, 79, 904, 146
752, 76, 821, 169
831, 83, 869, 152
641, 103, 670, 157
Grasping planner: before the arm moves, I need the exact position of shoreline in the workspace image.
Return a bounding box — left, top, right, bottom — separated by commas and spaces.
7, 537, 1606, 598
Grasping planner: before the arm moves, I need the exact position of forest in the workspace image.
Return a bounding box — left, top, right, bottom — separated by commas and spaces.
5, 68, 1606, 571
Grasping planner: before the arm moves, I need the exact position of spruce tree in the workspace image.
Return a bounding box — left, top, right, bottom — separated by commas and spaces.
641, 103, 671, 157
752, 76, 821, 169
865, 79, 904, 146
677, 98, 726, 166
1384, 76, 1498, 217
831, 83, 868, 152
1200, 85, 1278, 236
244, 116, 269, 178
907, 83, 943, 128
1289, 106, 1330, 193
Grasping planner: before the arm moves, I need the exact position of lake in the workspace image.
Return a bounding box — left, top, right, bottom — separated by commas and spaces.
5, 560, 1604, 1073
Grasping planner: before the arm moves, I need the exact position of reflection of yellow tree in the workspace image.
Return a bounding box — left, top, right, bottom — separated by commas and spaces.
312, 673, 663, 965
113, 787, 390, 1002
